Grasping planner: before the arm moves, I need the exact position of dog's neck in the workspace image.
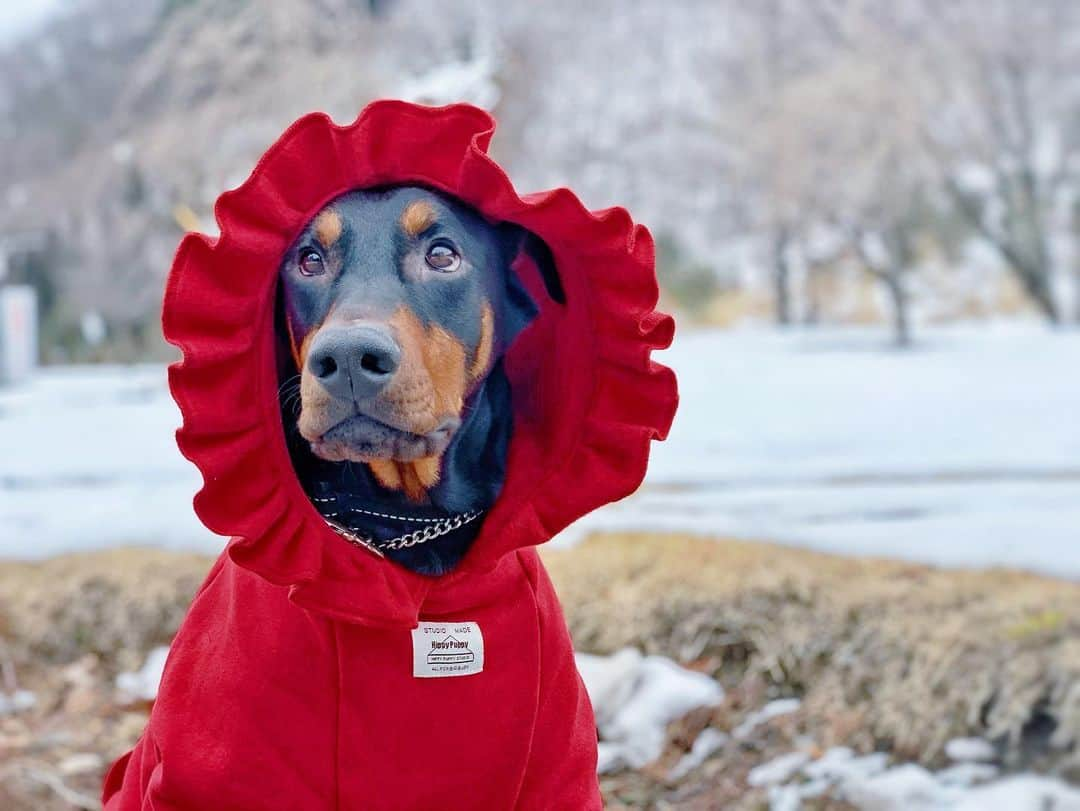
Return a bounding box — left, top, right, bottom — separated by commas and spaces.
287, 361, 514, 576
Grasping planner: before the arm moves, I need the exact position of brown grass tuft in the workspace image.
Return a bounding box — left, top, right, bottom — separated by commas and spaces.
0, 548, 213, 676
542, 532, 1080, 775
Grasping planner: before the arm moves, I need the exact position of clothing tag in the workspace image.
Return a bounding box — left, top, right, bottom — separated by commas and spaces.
411, 621, 485, 678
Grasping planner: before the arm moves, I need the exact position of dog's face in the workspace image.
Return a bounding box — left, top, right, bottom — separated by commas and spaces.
278, 186, 536, 497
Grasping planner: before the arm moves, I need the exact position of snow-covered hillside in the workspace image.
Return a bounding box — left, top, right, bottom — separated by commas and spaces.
2, 323, 1078, 575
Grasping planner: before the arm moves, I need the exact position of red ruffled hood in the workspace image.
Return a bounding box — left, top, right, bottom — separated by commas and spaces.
164, 100, 676, 627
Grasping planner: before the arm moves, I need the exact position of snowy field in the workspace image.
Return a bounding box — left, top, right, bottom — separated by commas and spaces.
568, 321, 1080, 577
2, 322, 1079, 576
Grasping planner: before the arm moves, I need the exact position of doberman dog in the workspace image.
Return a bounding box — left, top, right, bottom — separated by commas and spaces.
276, 185, 561, 575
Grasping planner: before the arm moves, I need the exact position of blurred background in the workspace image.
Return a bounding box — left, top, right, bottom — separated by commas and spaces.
1, 1, 1079, 809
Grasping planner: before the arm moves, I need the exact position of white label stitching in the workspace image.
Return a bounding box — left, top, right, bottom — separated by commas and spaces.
411, 621, 485, 678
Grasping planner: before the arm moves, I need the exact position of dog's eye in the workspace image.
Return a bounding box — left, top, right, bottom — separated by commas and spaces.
298, 248, 325, 276
425, 241, 461, 272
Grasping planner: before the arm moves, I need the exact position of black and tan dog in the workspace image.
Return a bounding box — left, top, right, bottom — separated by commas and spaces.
277, 185, 560, 575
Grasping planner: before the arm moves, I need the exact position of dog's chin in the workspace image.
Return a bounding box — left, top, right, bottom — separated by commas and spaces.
308, 413, 459, 463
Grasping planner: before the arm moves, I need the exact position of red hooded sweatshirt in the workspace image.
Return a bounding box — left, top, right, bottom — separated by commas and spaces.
102, 100, 677, 811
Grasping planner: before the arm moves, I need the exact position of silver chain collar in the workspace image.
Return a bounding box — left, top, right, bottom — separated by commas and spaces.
322, 508, 484, 559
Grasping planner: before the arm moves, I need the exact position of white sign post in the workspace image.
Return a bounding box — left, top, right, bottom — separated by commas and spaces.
0, 285, 38, 385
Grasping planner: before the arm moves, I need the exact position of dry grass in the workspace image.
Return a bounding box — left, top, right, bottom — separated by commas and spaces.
1, 534, 1078, 808
0, 548, 213, 676
0, 549, 214, 810
542, 533, 1080, 775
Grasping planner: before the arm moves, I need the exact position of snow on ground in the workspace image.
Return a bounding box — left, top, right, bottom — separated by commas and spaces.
563, 321, 1080, 577
115, 646, 170, 704
1, 322, 1079, 575
576, 648, 724, 772
575, 651, 1080, 809
764, 747, 1080, 810
0, 365, 219, 557
0, 688, 36, 716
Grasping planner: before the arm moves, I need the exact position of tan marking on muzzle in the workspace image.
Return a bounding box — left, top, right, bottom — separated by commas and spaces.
358, 307, 468, 500
314, 208, 343, 248
400, 200, 436, 237
296, 304, 470, 501
411, 456, 441, 490
286, 317, 303, 371
291, 324, 318, 373
400, 458, 440, 502
369, 457, 441, 502
469, 301, 494, 382
387, 306, 468, 429
368, 459, 403, 491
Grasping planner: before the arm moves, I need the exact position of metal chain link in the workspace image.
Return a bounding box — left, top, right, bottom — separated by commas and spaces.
325, 509, 484, 558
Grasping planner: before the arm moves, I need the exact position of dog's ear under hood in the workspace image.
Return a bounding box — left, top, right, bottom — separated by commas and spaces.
497, 224, 564, 344
163, 101, 677, 626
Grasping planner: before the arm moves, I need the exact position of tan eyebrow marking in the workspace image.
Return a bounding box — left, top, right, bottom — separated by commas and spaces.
314, 208, 342, 247
400, 200, 437, 237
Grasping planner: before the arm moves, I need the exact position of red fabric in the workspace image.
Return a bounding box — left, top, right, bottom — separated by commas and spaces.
103, 100, 677, 810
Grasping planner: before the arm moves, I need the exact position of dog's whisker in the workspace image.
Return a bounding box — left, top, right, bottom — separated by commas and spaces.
277, 374, 301, 397
278, 379, 302, 414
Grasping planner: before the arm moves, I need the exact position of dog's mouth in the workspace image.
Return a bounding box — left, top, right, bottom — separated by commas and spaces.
308, 412, 460, 463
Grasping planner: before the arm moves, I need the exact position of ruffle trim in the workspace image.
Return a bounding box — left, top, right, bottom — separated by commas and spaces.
163, 100, 677, 626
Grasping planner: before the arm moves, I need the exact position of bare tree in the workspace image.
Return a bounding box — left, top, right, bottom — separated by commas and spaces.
732, 0, 844, 326
916, 0, 1080, 323
847, 203, 920, 349
6, 0, 1079, 353
834, 137, 930, 349
737, 12, 932, 344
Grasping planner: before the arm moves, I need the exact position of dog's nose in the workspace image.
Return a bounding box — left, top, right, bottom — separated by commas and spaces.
306, 324, 401, 400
